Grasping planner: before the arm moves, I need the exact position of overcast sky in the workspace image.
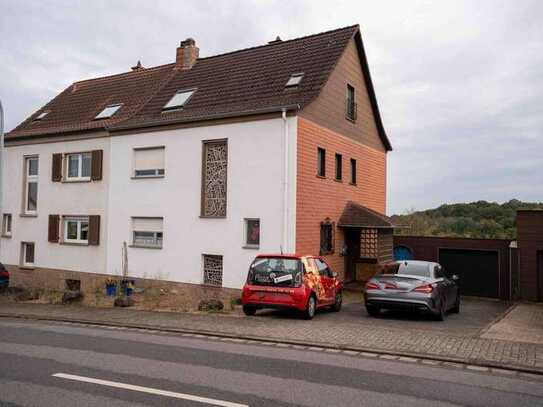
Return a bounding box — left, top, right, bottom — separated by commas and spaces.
1, 0, 542, 214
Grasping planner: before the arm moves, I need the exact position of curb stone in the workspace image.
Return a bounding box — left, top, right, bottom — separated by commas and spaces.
1, 312, 542, 378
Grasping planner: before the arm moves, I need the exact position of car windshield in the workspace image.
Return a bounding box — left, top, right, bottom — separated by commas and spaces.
396, 262, 431, 277
248, 257, 303, 287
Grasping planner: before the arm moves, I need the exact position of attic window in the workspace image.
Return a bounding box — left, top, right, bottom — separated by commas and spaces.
162, 89, 195, 111
285, 73, 304, 88
95, 104, 122, 120
34, 111, 49, 121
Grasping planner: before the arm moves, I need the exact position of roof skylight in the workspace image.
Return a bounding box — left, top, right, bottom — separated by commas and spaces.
162, 89, 195, 111
285, 73, 304, 87
35, 111, 49, 121
95, 104, 122, 120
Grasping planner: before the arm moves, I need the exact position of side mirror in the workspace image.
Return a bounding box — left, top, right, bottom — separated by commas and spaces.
451, 274, 459, 281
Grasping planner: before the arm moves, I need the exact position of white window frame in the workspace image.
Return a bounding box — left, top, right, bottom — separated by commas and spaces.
65, 152, 92, 181
131, 217, 163, 248
162, 89, 195, 111
24, 156, 39, 215
133, 146, 165, 179
285, 73, 304, 87
63, 216, 90, 244
95, 104, 122, 119
243, 218, 260, 249
21, 242, 35, 267
2, 213, 12, 237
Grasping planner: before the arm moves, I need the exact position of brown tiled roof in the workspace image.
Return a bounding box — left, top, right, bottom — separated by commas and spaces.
338, 201, 396, 228
7, 64, 176, 139
7, 24, 389, 149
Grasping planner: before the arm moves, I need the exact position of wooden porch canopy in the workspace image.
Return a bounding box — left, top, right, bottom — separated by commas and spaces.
337, 201, 396, 229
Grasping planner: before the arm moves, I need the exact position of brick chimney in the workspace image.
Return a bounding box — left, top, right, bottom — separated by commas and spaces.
176, 38, 199, 69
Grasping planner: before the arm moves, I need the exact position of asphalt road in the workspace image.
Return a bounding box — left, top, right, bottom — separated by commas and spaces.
0, 318, 542, 407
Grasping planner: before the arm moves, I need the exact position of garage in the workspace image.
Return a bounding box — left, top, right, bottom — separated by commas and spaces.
438, 248, 499, 298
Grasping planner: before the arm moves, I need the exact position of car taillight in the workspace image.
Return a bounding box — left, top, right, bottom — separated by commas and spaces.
413, 283, 433, 293
0, 271, 8, 278
384, 282, 398, 290
365, 281, 380, 290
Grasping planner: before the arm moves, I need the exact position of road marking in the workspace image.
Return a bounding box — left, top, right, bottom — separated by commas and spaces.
52, 373, 249, 407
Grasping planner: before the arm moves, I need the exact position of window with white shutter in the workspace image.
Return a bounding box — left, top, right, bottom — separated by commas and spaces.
131, 217, 163, 248
133, 147, 165, 178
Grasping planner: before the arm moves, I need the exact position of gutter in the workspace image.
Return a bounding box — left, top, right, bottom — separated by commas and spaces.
109, 104, 301, 133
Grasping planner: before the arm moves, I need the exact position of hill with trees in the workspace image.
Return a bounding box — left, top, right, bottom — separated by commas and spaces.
391, 199, 543, 239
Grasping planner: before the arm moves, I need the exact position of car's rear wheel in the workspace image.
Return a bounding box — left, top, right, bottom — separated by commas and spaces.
450, 295, 460, 314
331, 291, 342, 312
366, 305, 380, 317
243, 305, 257, 316
303, 295, 316, 320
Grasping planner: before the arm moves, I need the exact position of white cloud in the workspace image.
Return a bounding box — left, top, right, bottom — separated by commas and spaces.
1, 0, 541, 214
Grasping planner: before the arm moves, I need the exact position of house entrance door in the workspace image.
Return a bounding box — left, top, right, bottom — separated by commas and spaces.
344, 229, 360, 282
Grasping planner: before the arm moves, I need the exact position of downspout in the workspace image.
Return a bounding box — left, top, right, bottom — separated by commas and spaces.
282, 108, 289, 253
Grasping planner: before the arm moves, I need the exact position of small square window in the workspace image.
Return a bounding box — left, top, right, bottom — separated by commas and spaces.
163, 89, 195, 111
65, 152, 92, 181
21, 242, 35, 267
133, 147, 165, 178
317, 148, 326, 177
244, 218, 260, 248
63, 216, 90, 244
131, 217, 163, 248
95, 104, 122, 120
35, 111, 49, 121
2, 214, 12, 236
203, 254, 223, 286
285, 73, 304, 87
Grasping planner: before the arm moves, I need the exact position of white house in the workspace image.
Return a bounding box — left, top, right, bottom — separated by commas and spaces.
1, 26, 393, 299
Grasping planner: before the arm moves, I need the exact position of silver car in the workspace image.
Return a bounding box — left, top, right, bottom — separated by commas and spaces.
364, 260, 460, 321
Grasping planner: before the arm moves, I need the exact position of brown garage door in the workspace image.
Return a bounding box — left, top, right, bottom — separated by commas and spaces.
439, 248, 499, 298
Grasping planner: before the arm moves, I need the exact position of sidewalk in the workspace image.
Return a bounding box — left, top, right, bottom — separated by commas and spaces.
1, 300, 542, 374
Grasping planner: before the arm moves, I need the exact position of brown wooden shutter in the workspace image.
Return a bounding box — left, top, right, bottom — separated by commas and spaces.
91, 150, 103, 181
52, 154, 63, 182
48, 215, 60, 243
88, 215, 100, 245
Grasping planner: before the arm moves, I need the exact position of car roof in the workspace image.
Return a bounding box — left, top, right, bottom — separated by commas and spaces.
396, 260, 440, 268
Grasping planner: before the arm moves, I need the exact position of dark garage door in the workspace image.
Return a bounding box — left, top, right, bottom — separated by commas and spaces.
439, 249, 499, 298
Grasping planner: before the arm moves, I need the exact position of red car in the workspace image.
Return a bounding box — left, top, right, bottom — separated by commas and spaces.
241, 254, 343, 319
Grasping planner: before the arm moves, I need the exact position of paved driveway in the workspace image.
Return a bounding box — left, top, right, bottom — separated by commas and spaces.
255, 297, 510, 338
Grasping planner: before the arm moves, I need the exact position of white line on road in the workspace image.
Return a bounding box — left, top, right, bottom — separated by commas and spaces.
52, 373, 249, 407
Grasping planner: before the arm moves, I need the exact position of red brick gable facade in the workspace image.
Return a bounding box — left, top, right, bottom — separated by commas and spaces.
296, 117, 387, 279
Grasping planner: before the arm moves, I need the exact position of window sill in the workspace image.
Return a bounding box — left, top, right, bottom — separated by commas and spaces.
316, 175, 326, 179
199, 215, 227, 219
334, 178, 343, 183
129, 244, 163, 250
345, 116, 356, 123
131, 175, 165, 180
1, 234, 12, 238
20, 213, 38, 218
243, 245, 260, 250
62, 178, 91, 183
349, 182, 357, 186
60, 241, 89, 246
19, 265, 35, 270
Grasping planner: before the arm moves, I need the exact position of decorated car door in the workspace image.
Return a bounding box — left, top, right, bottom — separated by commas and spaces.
304, 258, 326, 303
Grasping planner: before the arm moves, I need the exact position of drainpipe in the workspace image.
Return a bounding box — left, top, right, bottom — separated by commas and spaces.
282, 108, 289, 253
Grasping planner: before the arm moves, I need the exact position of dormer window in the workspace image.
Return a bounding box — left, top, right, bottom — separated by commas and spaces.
95, 104, 122, 120
162, 89, 195, 111
34, 111, 49, 121
285, 73, 304, 88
